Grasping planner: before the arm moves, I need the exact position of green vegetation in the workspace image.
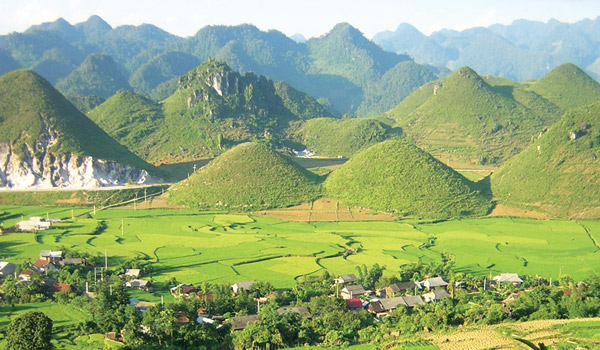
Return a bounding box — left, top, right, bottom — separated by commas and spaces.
4, 311, 53, 350
89, 60, 333, 164
87, 91, 164, 161
491, 102, 600, 218
526, 63, 600, 110
0, 70, 158, 174
290, 117, 400, 157
168, 142, 321, 210
324, 140, 492, 219
55, 53, 131, 99
386, 66, 563, 165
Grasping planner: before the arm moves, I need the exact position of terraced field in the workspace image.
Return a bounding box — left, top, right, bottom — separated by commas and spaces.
1, 206, 599, 286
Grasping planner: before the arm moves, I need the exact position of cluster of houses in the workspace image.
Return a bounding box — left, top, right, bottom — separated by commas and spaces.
334, 272, 523, 317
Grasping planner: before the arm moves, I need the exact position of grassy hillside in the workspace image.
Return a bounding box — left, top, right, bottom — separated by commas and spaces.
290, 117, 400, 158
526, 63, 600, 110
386, 66, 561, 165
56, 53, 132, 98
87, 91, 165, 160
0, 69, 157, 173
168, 142, 321, 209
324, 140, 492, 219
491, 101, 600, 218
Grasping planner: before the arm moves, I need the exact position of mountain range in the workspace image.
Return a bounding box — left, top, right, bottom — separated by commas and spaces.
373, 17, 600, 81
0, 17, 443, 116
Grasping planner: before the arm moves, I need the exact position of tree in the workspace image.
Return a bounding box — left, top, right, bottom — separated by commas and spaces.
5, 311, 53, 350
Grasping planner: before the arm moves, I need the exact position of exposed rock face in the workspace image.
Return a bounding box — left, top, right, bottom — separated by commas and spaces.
207, 69, 238, 96
0, 129, 159, 189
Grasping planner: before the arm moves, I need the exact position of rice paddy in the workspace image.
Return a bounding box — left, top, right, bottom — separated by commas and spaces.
1, 206, 599, 287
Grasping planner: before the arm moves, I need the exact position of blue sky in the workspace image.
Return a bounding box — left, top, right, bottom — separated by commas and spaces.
1, 0, 599, 38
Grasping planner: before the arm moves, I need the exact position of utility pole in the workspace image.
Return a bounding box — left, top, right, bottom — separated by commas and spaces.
71, 209, 74, 220
93, 205, 96, 215
134, 194, 137, 210
144, 188, 147, 202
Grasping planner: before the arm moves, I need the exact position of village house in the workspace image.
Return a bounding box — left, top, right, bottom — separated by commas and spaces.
367, 295, 425, 316
125, 279, 153, 292
419, 277, 449, 290
493, 273, 523, 286
16, 217, 52, 231
229, 315, 261, 331
40, 250, 63, 263
0, 261, 16, 276
384, 281, 418, 297
334, 274, 357, 285
346, 298, 365, 311
340, 284, 370, 299
33, 259, 58, 273
403, 295, 425, 308
170, 283, 198, 297
231, 281, 255, 294
44, 280, 73, 295
18, 269, 34, 281
423, 289, 450, 303
60, 258, 84, 266
129, 298, 156, 313
123, 269, 141, 278
176, 311, 191, 326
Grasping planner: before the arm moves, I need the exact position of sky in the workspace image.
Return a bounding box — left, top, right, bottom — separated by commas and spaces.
1, 0, 599, 39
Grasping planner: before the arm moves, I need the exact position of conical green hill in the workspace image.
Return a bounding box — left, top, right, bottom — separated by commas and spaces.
324, 140, 492, 219
385, 66, 559, 165
491, 101, 600, 218
168, 142, 321, 209
526, 63, 600, 111
0, 69, 157, 173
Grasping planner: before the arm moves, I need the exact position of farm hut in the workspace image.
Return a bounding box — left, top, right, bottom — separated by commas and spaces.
423, 289, 450, 303
229, 315, 261, 331
231, 281, 255, 294
125, 279, 153, 292
340, 284, 369, 299
124, 269, 141, 278
384, 282, 418, 297
419, 277, 448, 290
0, 261, 16, 276
33, 259, 58, 273
17, 217, 52, 231
402, 295, 425, 308
346, 298, 365, 311
334, 274, 357, 284
277, 306, 312, 319
493, 273, 523, 286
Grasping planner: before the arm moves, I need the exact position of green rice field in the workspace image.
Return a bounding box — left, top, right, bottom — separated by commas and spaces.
1, 206, 599, 287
